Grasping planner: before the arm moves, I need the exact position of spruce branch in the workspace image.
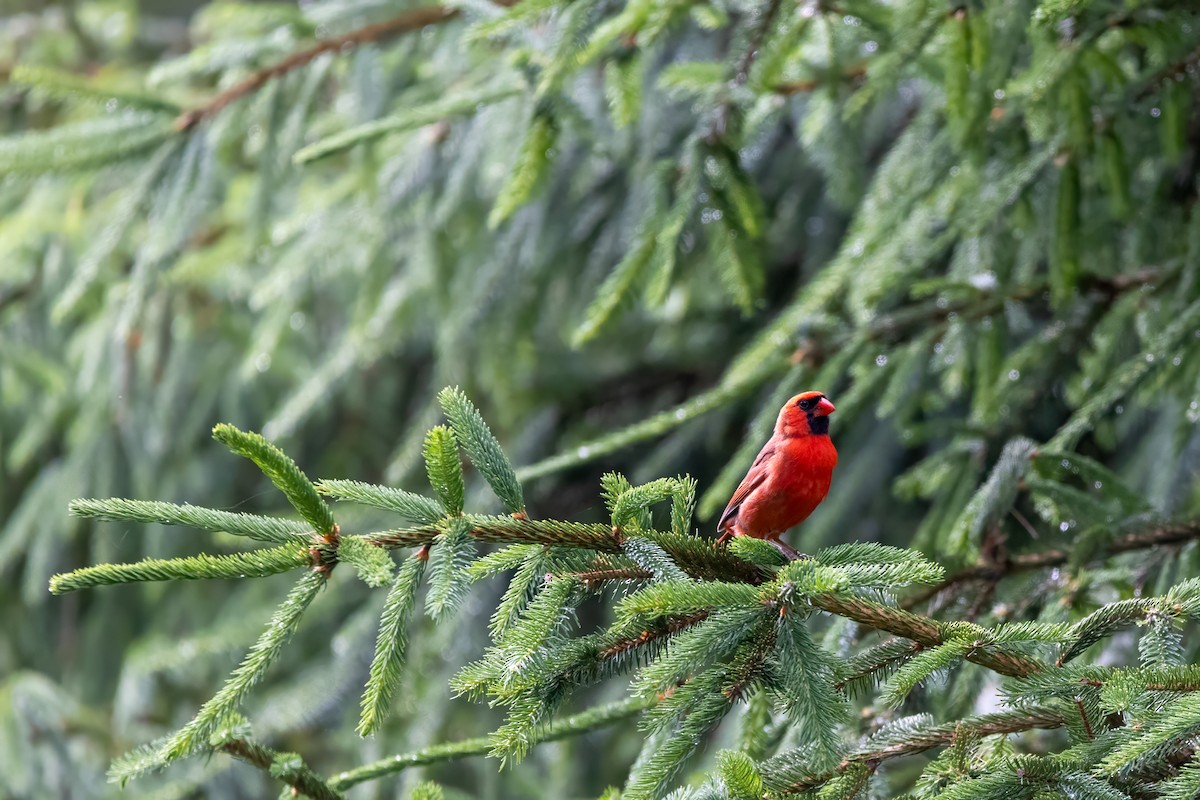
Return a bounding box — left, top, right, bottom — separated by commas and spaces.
11, 65, 180, 114
358, 551, 426, 736
173, 4, 497, 132
333, 536, 397, 589
294, 82, 523, 164
160, 569, 327, 762
316, 480, 443, 525
366, 517, 766, 582
574, 566, 654, 586
1048, 297, 1200, 451
771, 705, 1071, 794
68, 497, 312, 544
423, 425, 465, 516
212, 424, 336, 538
332, 696, 650, 789
424, 516, 476, 620
0, 113, 176, 175
810, 594, 1046, 678
437, 386, 526, 515
367, 517, 613, 550
49, 546, 313, 594
773, 65, 869, 95
709, 0, 785, 142
515, 371, 779, 481
905, 520, 1200, 610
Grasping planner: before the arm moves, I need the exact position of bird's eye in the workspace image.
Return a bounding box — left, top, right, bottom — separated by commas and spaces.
797, 397, 815, 411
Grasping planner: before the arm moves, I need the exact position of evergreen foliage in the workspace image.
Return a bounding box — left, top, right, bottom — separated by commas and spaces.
4, 0, 1200, 797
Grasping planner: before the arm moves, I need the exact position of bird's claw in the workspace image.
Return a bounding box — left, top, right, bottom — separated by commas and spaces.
769, 539, 808, 562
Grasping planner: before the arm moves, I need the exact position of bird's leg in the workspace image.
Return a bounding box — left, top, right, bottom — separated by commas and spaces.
768, 537, 807, 562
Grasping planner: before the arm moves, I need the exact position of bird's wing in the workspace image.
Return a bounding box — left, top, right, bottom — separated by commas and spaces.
716, 443, 775, 537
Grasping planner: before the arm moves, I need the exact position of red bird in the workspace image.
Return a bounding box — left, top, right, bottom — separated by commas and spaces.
717, 391, 837, 560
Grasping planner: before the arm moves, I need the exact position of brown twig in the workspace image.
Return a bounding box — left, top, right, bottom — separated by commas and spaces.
574, 567, 654, 586
1135, 43, 1200, 101
596, 612, 710, 660
774, 64, 869, 96
709, 0, 785, 141
173, 5, 473, 132
1075, 698, 1096, 741
366, 520, 766, 583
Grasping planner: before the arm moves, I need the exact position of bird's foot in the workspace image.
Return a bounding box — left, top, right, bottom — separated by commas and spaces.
769, 539, 808, 562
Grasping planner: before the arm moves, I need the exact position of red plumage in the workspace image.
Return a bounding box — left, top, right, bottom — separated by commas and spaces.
716, 391, 837, 560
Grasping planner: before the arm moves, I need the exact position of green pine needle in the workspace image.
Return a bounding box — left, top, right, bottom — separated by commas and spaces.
771, 614, 847, 767
425, 517, 475, 621
160, 569, 326, 762
437, 387, 525, 515
316, 479, 444, 524
488, 545, 552, 640
358, 551, 427, 736
488, 113, 557, 229
411, 782, 445, 800
338, 537, 396, 588
69, 497, 311, 544
573, 232, 658, 347
294, 83, 522, 164
947, 437, 1037, 560
423, 426, 466, 516
718, 751, 764, 800
49, 546, 311, 594
212, 424, 336, 537
615, 581, 760, 623
10, 65, 181, 114
0, 113, 175, 176
623, 536, 690, 583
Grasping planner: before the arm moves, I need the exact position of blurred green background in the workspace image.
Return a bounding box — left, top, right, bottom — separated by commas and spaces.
2, 0, 1199, 796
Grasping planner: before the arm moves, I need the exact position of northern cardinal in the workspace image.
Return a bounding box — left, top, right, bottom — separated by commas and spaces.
716, 391, 837, 560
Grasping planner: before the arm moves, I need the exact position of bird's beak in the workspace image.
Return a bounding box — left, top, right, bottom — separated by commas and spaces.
814, 398, 836, 417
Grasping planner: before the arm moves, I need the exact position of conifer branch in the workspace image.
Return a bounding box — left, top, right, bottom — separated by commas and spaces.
366, 518, 766, 582
173, 5, 473, 132
216, 737, 343, 800
331, 696, 650, 789
773, 65, 869, 96
366, 518, 616, 550
358, 551, 426, 736
596, 612, 711, 660
774, 705, 1070, 794
317, 480, 444, 525
575, 567, 654, 586
810, 594, 1045, 678
161, 570, 327, 761
69, 497, 313, 544
709, 0, 784, 141
904, 520, 1200, 610
49, 546, 313, 594
212, 424, 336, 539
1135, 43, 1200, 100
